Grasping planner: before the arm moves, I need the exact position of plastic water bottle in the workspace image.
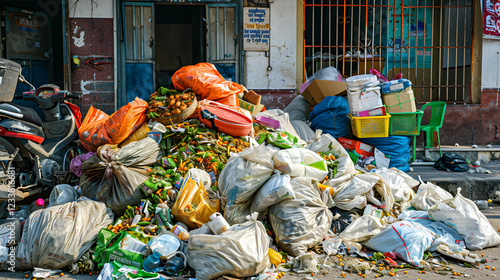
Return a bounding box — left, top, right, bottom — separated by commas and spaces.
142, 248, 162, 272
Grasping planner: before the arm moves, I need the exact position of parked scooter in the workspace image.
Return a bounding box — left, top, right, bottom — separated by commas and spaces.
0, 58, 82, 203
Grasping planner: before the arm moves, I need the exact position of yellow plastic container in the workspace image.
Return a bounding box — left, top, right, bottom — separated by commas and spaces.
269, 248, 283, 266
349, 113, 391, 138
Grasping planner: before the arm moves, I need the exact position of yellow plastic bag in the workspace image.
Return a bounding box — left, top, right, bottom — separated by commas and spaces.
119, 123, 151, 147
171, 178, 220, 229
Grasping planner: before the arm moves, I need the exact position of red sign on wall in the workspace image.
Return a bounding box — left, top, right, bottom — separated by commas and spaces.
484, 0, 500, 37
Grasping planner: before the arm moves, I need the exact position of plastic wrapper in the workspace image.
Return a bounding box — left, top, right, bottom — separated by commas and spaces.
187, 213, 270, 280
171, 177, 220, 229
80, 137, 161, 214
411, 181, 453, 210
172, 63, 243, 106
250, 173, 295, 214
93, 229, 149, 269
269, 177, 333, 257
97, 261, 164, 280
78, 98, 148, 152
218, 144, 275, 225
273, 148, 328, 181
15, 198, 113, 270
428, 188, 500, 250
365, 221, 435, 267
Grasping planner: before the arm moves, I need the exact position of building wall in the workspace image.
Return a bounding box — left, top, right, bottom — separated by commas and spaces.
69, 0, 115, 115
244, 0, 297, 92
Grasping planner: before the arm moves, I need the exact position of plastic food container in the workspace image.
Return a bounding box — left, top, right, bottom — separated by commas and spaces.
199, 106, 253, 137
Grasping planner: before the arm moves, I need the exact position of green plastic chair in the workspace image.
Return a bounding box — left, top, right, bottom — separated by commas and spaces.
420, 101, 447, 157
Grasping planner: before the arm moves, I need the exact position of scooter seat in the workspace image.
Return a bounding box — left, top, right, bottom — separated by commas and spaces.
0, 103, 43, 126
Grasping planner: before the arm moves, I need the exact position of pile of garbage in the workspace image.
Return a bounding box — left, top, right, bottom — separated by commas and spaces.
1, 63, 499, 280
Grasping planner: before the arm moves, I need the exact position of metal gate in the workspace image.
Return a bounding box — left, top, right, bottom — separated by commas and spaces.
304, 0, 475, 103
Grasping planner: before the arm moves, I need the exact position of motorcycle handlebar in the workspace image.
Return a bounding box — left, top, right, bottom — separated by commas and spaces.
67, 93, 82, 99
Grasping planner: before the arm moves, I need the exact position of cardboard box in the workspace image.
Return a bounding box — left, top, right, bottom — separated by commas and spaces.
239, 98, 264, 115
382, 87, 416, 113
301, 80, 347, 106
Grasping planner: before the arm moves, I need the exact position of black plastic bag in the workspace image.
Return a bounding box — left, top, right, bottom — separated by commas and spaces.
434, 152, 469, 172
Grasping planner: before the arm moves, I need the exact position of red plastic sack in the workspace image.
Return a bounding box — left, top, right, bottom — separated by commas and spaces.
78, 98, 148, 152
172, 63, 243, 106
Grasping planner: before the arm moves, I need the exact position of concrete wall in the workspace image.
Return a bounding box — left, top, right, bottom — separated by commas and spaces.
244, 0, 297, 90
69, 0, 115, 115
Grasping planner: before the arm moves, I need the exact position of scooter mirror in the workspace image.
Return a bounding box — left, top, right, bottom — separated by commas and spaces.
18, 74, 35, 91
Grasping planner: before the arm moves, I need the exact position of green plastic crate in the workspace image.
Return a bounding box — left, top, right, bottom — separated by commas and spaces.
389, 110, 424, 136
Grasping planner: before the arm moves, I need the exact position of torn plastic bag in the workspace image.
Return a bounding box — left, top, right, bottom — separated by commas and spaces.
411, 180, 453, 210
307, 133, 355, 182
80, 137, 161, 215
273, 148, 328, 181
365, 221, 435, 267
399, 210, 465, 251
172, 63, 243, 106
250, 172, 294, 214
338, 215, 386, 243
371, 168, 414, 204
283, 95, 311, 122
78, 98, 148, 152
69, 152, 95, 177
218, 144, 275, 225
291, 120, 316, 142
97, 261, 164, 280
171, 177, 220, 229
333, 173, 394, 212
15, 198, 113, 270
187, 213, 270, 280
428, 188, 500, 250
48, 184, 78, 207
269, 177, 333, 257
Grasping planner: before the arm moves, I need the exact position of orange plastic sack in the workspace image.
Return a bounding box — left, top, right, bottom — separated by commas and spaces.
78, 98, 148, 152
171, 177, 220, 229
172, 63, 243, 106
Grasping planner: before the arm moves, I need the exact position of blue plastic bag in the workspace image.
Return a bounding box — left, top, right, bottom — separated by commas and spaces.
356, 136, 411, 172
309, 96, 351, 139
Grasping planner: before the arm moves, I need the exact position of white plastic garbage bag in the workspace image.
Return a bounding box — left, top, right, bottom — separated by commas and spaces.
218, 144, 275, 225
291, 120, 316, 142
428, 188, 500, 250
48, 184, 78, 207
307, 133, 355, 181
15, 198, 113, 270
269, 177, 333, 257
399, 210, 465, 251
365, 221, 435, 267
283, 95, 311, 122
411, 181, 453, 210
187, 213, 270, 280
333, 173, 394, 212
371, 168, 414, 204
273, 148, 328, 181
338, 215, 386, 243
254, 109, 303, 140
250, 172, 295, 214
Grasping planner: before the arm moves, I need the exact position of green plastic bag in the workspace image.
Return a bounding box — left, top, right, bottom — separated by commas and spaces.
98, 261, 165, 280
93, 229, 148, 269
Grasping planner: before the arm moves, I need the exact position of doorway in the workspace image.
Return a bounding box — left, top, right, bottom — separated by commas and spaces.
154, 4, 206, 90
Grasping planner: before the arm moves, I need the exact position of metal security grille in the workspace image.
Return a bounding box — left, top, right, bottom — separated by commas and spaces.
303, 0, 475, 103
